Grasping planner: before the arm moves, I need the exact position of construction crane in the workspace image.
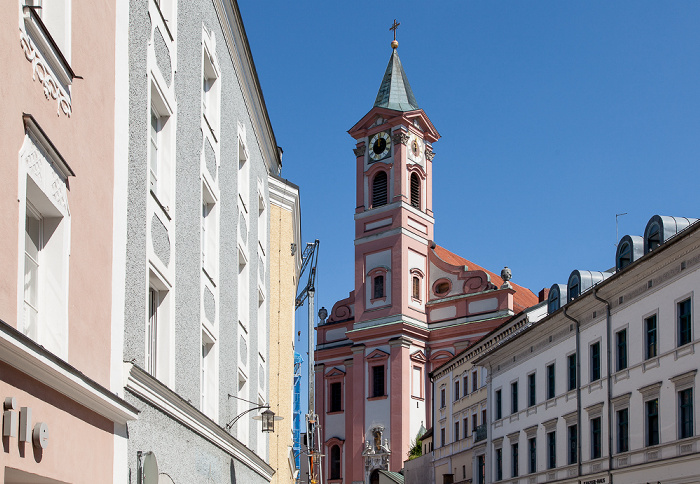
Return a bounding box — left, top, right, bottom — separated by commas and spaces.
295, 240, 323, 484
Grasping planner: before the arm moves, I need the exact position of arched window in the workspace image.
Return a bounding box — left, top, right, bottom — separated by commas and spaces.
617, 241, 632, 270
410, 172, 420, 209
548, 287, 560, 313
372, 171, 388, 208
373, 275, 384, 299
646, 222, 661, 252
330, 445, 341, 479
412, 276, 420, 300
568, 276, 580, 301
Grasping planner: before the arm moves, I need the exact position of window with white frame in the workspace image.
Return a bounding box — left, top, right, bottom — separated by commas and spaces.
237, 371, 249, 444
257, 289, 266, 360
19, 117, 72, 359
24, 0, 71, 61
147, 271, 173, 386
202, 30, 220, 136
258, 185, 266, 255
238, 245, 249, 331
238, 130, 249, 213
201, 330, 217, 419
201, 182, 218, 280
149, 82, 174, 210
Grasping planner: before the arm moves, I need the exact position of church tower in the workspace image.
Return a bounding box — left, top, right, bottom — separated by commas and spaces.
314, 27, 539, 484
348, 41, 440, 328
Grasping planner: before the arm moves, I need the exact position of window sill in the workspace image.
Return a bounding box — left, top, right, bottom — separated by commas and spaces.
411, 395, 424, 401
327, 410, 344, 415
675, 342, 694, 360
368, 395, 388, 401
370, 296, 388, 304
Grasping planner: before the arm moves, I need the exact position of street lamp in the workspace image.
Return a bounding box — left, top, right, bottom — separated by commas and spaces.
226, 394, 283, 433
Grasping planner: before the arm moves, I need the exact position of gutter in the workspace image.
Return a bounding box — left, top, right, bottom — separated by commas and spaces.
593, 288, 614, 483
563, 307, 582, 479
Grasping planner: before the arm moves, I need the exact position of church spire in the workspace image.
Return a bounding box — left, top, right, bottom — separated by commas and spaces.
373, 22, 419, 112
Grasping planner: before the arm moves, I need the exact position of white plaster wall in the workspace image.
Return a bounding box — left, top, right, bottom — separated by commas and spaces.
325, 413, 345, 441
429, 261, 458, 298
408, 250, 426, 310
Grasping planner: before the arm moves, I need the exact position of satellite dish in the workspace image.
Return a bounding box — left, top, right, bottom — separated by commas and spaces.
142, 452, 159, 484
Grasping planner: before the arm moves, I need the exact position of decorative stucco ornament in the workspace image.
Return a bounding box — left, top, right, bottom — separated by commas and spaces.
501, 266, 512, 289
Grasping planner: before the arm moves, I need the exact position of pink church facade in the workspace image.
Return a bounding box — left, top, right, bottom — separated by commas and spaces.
314, 46, 539, 484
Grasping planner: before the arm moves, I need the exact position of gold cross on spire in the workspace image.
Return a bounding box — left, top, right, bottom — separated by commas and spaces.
390, 19, 400, 49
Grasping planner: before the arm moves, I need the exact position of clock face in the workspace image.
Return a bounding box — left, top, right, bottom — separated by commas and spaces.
369, 131, 391, 161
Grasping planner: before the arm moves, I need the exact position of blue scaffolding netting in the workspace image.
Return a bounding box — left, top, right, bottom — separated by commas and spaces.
293, 352, 303, 469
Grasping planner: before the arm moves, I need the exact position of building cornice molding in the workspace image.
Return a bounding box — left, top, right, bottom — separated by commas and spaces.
0, 320, 139, 424
213, 0, 281, 173
125, 364, 274, 480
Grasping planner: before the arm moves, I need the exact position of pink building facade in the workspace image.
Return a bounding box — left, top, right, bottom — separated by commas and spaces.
314, 44, 539, 484
0, 2, 137, 483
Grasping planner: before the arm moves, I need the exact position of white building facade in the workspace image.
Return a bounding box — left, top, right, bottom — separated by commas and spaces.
477, 215, 700, 484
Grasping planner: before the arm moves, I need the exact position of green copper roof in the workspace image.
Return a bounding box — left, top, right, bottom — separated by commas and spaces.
373, 50, 419, 111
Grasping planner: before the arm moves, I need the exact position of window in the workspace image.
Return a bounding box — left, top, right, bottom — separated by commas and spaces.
454, 380, 460, 401
568, 276, 580, 301
646, 222, 661, 252
463, 374, 468, 397
528, 437, 536, 474
149, 83, 174, 209
372, 171, 388, 207
454, 421, 460, 441
411, 365, 422, 398
440, 387, 446, 408
646, 399, 659, 446
547, 431, 556, 469
463, 417, 468, 438
19, 121, 72, 359
590, 342, 601, 382
495, 447, 503, 481
645, 314, 658, 359
147, 287, 160, 375
617, 408, 629, 453
202, 35, 220, 134
372, 365, 385, 397
435, 280, 450, 296
616, 329, 627, 371
201, 331, 217, 418
495, 389, 502, 420
548, 287, 560, 313
568, 353, 577, 391
511, 442, 519, 477
330, 382, 342, 412
412, 275, 420, 300
373, 275, 384, 299
472, 414, 477, 435
591, 417, 602, 459
238, 128, 250, 213
568, 425, 577, 464
201, 184, 218, 279
440, 427, 445, 447
617, 241, 632, 270
679, 388, 693, 439
528, 373, 536, 407
678, 298, 692, 346
547, 364, 555, 400
511, 381, 518, 414
482, 408, 487, 426
25, 0, 72, 61
472, 370, 478, 392
410, 172, 420, 209
330, 445, 341, 479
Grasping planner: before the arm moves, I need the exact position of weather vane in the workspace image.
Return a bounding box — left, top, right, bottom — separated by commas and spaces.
390, 19, 400, 49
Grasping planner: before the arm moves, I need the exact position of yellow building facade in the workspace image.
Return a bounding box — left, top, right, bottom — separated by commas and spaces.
268, 173, 302, 483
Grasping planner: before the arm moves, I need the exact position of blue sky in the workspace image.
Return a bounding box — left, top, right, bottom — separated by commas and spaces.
237, 1, 700, 413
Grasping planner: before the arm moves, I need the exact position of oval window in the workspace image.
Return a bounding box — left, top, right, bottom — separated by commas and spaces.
435, 280, 450, 295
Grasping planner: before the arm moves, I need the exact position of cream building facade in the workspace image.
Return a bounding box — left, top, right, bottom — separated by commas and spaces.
268, 174, 303, 483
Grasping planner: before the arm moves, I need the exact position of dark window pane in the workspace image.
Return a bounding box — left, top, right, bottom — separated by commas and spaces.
591, 418, 602, 459
330, 382, 342, 412
617, 408, 629, 453
647, 399, 659, 446
372, 366, 384, 397
547, 364, 555, 400
568, 354, 577, 391
372, 171, 388, 207
591, 342, 601, 382
617, 329, 627, 371
680, 388, 693, 439
678, 299, 692, 346
646, 315, 657, 359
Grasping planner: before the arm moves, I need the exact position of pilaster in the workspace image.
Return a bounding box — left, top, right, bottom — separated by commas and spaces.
351, 344, 366, 481
389, 337, 411, 470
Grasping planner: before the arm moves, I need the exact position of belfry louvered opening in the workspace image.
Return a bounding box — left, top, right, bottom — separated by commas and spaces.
410, 173, 420, 209
372, 171, 388, 207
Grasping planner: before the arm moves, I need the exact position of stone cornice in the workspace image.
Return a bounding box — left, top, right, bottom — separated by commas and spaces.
0, 320, 138, 425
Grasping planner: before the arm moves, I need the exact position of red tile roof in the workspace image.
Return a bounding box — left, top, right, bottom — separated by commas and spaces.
433, 244, 539, 312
